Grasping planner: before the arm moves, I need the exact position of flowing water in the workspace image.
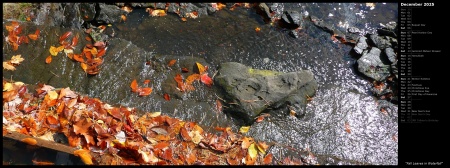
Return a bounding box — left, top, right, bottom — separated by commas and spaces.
3, 3, 398, 165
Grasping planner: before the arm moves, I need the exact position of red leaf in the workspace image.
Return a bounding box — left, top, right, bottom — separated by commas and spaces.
60, 31, 72, 42
200, 73, 213, 86
154, 142, 170, 150
263, 153, 273, 165
163, 93, 170, 101
181, 67, 189, 73
216, 99, 222, 113
143, 79, 151, 84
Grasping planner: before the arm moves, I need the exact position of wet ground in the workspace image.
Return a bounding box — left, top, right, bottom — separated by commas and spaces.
3, 3, 398, 165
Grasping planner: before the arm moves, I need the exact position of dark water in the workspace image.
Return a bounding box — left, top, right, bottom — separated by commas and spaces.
3, 3, 398, 165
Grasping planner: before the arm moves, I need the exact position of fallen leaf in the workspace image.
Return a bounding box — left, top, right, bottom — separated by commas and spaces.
256, 141, 269, 154
200, 73, 213, 86
21, 138, 37, 145
73, 118, 93, 135
121, 14, 127, 22
3, 62, 16, 71
80, 62, 88, 72
28, 34, 38, 40
148, 112, 161, 118
181, 18, 187, 22
239, 126, 250, 134
248, 143, 258, 159
130, 79, 138, 92
263, 153, 273, 165
45, 55, 52, 64
195, 62, 206, 74
10, 55, 25, 65
163, 93, 170, 101
241, 137, 253, 149
167, 59, 177, 67
138, 87, 152, 96
255, 27, 261, 32
181, 67, 189, 73
143, 79, 151, 84
73, 149, 93, 165
60, 31, 72, 42
345, 121, 351, 134
49, 46, 59, 56
32, 160, 54, 165
185, 74, 200, 85
47, 90, 58, 100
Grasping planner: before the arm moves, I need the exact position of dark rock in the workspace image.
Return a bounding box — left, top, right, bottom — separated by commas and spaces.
115, 3, 125, 6
385, 47, 396, 63
179, 3, 198, 17
129, 3, 154, 8
34, 3, 64, 27
79, 3, 96, 22
193, 3, 207, 8
206, 4, 217, 15
354, 36, 368, 54
155, 3, 166, 9
347, 27, 360, 34
357, 47, 391, 81
280, 10, 302, 29
96, 3, 126, 24
214, 62, 318, 124
267, 3, 279, 12
377, 21, 397, 37
61, 3, 83, 29
167, 3, 180, 14
310, 15, 334, 34
197, 7, 208, 17
369, 34, 392, 50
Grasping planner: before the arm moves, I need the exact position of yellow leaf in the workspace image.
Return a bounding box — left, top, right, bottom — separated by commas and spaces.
80, 63, 88, 72
3, 62, 16, 71
248, 143, 258, 159
10, 55, 25, 64
56, 45, 65, 52
64, 49, 74, 54
256, 142, 266, 155
47, 90, 58, 100
148, 112, 161, 118
49, 46, 59, 56
196, 62, 206, 75
3, 83, 13, 91
14, 82, 24, 86
239, 126, 250, 134
73, 149, 93, 165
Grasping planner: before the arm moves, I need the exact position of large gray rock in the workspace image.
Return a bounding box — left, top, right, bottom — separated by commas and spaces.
281, 10, 302, 29
354, 36, 368, 54
96, 3, 126, 24
214, 62, 318, 123
357, 47, 391, 81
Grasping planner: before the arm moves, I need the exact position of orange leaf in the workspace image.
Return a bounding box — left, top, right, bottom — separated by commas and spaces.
216, 99, 223, 113
155, 142, 170, 150
180, 127, 191, 142
47, 115, 59, 125
143, 79, 151, 84
163, 93, 170, 101
85, 36, 92, 41
73, 149, 93, 165
90, 47, 98, 55
185, 74, 200, 85
345, 121, 351, 134
97, 48, 106, 57
28, 34, 38, 40
174, 74, 184, 92
167, 59, 176, 67
130, 79, 138, 92
32, 160, 54, 165
241, 137, 253, 149
181, 18, 187, 22
186, 152, 196, 164
138, 87, 153, 96
71, 34, 79, 47
45, 55, 52, 64
255, 27, 261, 32
21, 138, 37, 145
200, 73, 213, 86
35, 29, 40, 37
73, 118, 93, 135
263, 153, 273, 165
73, 54, 85, 63
195, 62, 206, 74
80, 62, 88, 72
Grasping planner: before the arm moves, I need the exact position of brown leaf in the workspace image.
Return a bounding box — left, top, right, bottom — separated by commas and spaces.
345, 121, 351, 134
73, 118, 93, 135
241, 137, 253, 149
263, 153, 273, 165
32, 160, 54, 165
180, 127, 191, 142
143, 79, 151, 84
181, 67, 189, 73
21, 138, 38, 145
154, 142, 170, 150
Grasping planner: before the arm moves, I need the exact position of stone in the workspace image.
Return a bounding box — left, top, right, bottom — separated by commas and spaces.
385, 47, 396, 63
214, 62, 318, 124
96, 3, 126, 24
281, 10, 302, 29
354, 36, 368, 54
357, 47, 391, 81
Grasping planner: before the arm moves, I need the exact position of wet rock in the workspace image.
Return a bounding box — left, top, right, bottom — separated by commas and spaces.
214, 62, 318, 124
357, 47, 391, 81
347, 27, 360, 34
289, 29, 299, 38
128, 3, 154, 8
79, 3, 96, 22
34, 3, 65, 27
256, 3, 272, 22
196, 7, 208, 17
310, 15, 334, 34
354, 36, 368, 54
377, 21, 397, 37
62, 3, 83, 29
369, 34, 392, 50
155, 3, 166, 9
385, 47, 396, 63
167, 3, 180, 14
206, 3, 217, 15
179, 3, 199, 18
280, 10, 302, 29
96, 3, 126, 24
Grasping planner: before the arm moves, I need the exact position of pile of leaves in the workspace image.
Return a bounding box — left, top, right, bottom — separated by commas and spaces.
2, 79, 310, 165
5, 21, 40, 51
